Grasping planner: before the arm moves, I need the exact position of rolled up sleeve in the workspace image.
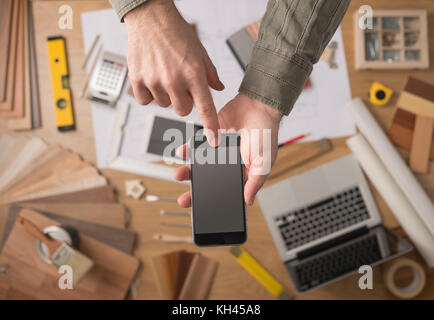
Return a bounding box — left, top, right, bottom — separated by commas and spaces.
239, 0, 350, 115
109, 0, 149, 21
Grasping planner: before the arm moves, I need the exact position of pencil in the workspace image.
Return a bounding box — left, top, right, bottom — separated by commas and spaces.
278, 133, 310, 148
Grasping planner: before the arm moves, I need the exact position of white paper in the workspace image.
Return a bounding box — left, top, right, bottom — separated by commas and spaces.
347, 98, 434, 237
81, 0, 355, 168
347, 134, 434, 267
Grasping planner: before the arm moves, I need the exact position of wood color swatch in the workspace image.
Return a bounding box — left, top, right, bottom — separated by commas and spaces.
0, 0, 13, 102
150, 251, 218, 300
0, 0, 24, 119
17, 203, 126, 228
1, 206, 134, 254
20, 186, 117, 204
8, 0, 32, 130
388, 108, 434, 160
0, 0, 19, 111
0, 209, 139, 300
397, 77, 434, 173
0, 149, 105, 204
28, 0, 41, 128
178, 253, 218, 300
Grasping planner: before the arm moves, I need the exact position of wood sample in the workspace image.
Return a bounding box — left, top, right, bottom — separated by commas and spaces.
1, 206, 134, 254
0, 0, 24, 118
0, 209, 139, 300
28, 0, 41, 129
178, 253, 218, 300
0, 0, 13, 102
0, 0, 19, 111
397, 77, 434, 173
0, 137, 48, 193
173, 251, 195, 299
388, 108, 434, 160
353, 10, 429, 70
17, 203, 126, 228
20, 186, 117, 204
8, 0, 32, 130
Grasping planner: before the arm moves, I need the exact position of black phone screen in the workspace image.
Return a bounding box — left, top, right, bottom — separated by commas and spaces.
190, 134, 246, 245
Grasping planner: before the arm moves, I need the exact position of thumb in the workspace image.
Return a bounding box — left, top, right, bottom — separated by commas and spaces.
202, 48, 224, 91
244, 156, 268, 205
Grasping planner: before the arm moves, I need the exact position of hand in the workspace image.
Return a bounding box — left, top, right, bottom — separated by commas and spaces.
174, 93, 282, 206
124, 0, 224, 145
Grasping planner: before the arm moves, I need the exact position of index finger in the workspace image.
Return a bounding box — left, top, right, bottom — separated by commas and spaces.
189, 80, 220, 147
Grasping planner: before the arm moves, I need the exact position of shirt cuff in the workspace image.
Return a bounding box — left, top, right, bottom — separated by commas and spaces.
110, 0, 149, 22
239, 44, 313, 116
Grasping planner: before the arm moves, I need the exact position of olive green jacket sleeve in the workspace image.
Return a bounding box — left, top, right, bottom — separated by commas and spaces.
240, 0, 350, 115
110, 0, 350, 115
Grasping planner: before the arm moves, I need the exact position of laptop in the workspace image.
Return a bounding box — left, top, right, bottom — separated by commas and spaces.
257, 154, 412, 293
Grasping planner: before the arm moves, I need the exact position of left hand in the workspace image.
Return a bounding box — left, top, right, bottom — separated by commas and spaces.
174, 93, 282, 207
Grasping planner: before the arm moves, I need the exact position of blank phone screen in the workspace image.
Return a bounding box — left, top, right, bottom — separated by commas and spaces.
191, 135, 245, 234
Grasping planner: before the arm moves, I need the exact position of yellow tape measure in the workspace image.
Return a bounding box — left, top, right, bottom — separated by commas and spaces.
230, 247, 293, 300
47, 36, 75, 131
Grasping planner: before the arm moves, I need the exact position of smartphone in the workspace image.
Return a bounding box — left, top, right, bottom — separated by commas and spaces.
190, 133, 247, 246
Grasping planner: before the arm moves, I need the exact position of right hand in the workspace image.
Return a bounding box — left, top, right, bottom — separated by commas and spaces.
124, 0, 224, 146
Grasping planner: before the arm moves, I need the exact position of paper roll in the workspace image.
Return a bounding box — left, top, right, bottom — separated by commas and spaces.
347, 134, 434, 267
347, 98, 434, 237
384, 258, 426, 299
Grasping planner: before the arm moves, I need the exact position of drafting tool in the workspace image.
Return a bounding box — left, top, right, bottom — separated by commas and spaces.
146, 195, 177, 203
278, 133, 309, 148
270, 138, 332, 179
47, 36, 75, 131
230, 246, 293, 299
160, 210, 190, 216
81, 34, 100, 69
80, 44, 102, 98
161, 222, 191, 228
153, 234, 193, 243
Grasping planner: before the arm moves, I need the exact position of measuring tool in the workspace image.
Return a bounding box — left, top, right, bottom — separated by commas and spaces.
47, 36, 75, 131
230, 246, 293, 300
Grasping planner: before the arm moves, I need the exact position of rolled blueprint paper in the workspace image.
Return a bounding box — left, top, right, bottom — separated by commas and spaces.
347, 134, 434, 267
347, 98, 434, 237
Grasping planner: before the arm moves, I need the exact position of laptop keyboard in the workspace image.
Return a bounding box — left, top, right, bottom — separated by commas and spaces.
291, 234, 382, 292
274, 186, 370, 251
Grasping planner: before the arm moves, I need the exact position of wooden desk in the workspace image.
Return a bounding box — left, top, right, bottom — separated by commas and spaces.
1, 0, 433, 299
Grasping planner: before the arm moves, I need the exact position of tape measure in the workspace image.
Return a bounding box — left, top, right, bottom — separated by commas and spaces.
369, 81, 393, 106
47, 36, 75, 131
230, 247, 293, 300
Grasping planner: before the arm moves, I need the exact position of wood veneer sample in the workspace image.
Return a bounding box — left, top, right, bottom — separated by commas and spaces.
0, 0, 24, 118
388, 108, 434, 160
0, 0, 17, 110
0, 0, 13, 102
8, 0, 32, 130
1, 206, 134, 253
20, 186, 117, 204
16, 203, 126, 228
178, 254, 218, 300
0, 209, 139, 300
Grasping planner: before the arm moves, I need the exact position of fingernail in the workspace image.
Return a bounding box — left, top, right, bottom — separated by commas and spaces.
176, 146, 183, 158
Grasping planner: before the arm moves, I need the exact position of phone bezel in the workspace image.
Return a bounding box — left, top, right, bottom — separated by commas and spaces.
190, 133, 247, 246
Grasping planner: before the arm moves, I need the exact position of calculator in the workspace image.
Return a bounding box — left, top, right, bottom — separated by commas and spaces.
87, 51, 128, 106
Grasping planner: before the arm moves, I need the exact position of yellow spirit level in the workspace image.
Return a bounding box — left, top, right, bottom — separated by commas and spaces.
47, 36, 75, 131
